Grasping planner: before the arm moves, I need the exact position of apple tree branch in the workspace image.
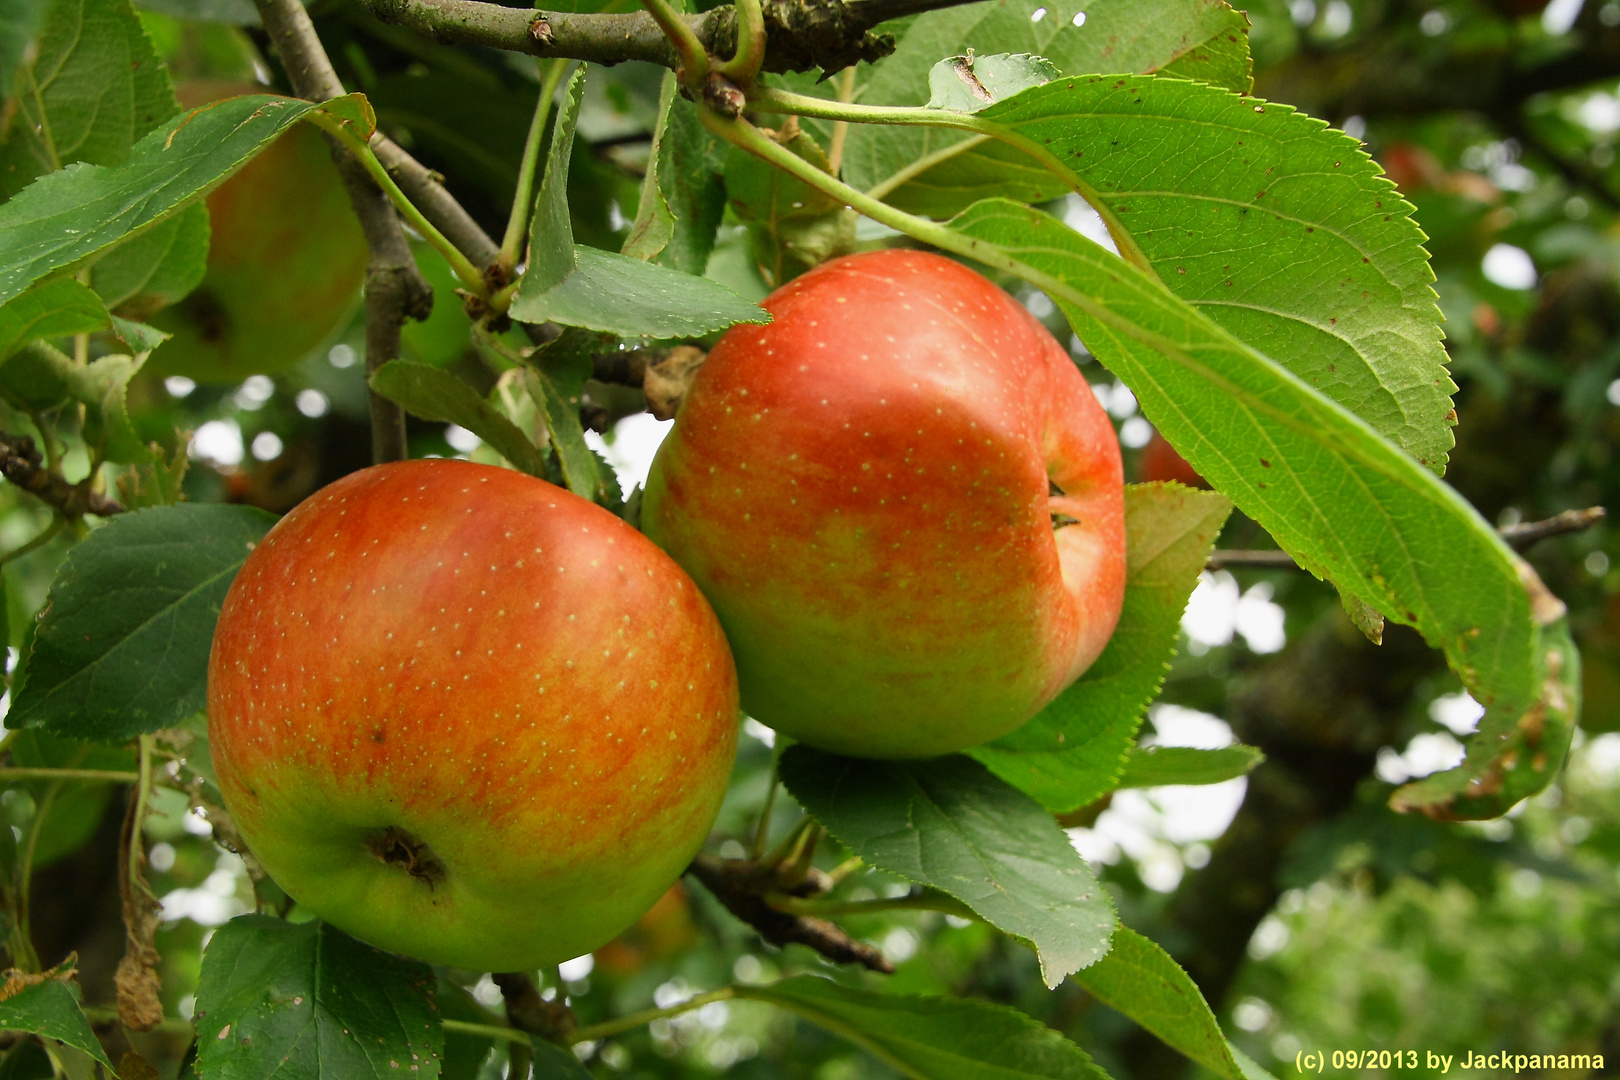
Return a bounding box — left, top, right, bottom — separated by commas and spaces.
251, 0, 435, 464
348, 0, 961, 76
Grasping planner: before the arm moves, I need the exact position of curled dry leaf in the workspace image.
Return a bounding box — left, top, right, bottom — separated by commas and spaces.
644, 345, 708, 420
117, 787, 164, 1032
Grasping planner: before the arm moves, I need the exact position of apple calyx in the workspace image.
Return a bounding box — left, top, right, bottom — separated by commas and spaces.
365, 826, 446, 888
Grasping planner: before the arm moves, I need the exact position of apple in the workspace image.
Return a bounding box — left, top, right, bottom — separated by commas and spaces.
146, 81, 369, 383
207, 460, 739, 972
1139, 431, 1209, 489
642, 249, 1127, 759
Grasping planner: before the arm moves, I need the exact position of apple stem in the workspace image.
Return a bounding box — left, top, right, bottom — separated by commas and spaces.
758, 814, 818, 872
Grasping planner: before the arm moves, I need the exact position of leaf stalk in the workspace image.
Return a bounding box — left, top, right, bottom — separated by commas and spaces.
746, 86, 1160, 279
638, 0, 710, 91
305, 111, 490, 297
499, 59, 574, 276
716, 0, 766, 85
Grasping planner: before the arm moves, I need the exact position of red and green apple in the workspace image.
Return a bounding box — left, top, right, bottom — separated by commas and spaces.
643, 249, 1127, 759
208, 460, 739, 971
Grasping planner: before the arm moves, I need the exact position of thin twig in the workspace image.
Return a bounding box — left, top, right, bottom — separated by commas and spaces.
1204, 550, 1300, 571
440, 1018, 532, 1045
0, 430, 123, 517
1499, 506, 1607, 549
1206, 507, 1607, 571
252, 0, 433, 465
766, 889, 975, 919
686, 854, 894, 973
568, 988, 737, 1044
825, 65, 857, 176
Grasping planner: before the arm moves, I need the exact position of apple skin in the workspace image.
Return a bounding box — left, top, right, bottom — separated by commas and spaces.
208, 460, 739, 972
642, 249, 1126, 759
147, 82, 368, 382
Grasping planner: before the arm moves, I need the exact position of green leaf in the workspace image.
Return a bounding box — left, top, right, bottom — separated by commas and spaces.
434, 980, 500, 1080
843, 0, 1252, 200
0, 337, 155, 462
531, 1043, 593, 1080
622, 73, 680, 264
131, 0, 261, 25
779, 748, 1114, 987
0, 278, 110, 361
1116, 744, 1264, 788
515, 246, 768, 338
74, 351, 153, 463
194, 916, 442, 1080
522, 68, 586, 297
90, 201, 209, 317
892, 76, 1455, 471
623, 75, 728, 277
0, 343, 71, 409
971, 483, 1231, 812
0, 962, 113, 1069
925, 53, 1059, 113
655, 96, 727, 276
0, 93, 347, 309
369, 360, 550, 478
511, 69, 765, 338
0, 0, 178, 200
1072, 926, 1276, 1080
738, 975, 1112, 1080
108, 314, 166, 353
522, 366, 604, 504
9, 503, 276, 742
116, 440, 188, 509
0, 283, 162, 453
943, 197, 1570, 816
1157, 3, 1251, 89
